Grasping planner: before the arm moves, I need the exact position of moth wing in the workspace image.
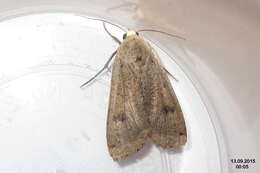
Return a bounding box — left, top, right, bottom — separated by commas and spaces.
148, 50, 187, 149
106, 57, 150, 161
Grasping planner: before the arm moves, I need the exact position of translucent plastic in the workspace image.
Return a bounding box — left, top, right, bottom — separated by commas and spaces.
0, 1, 259, 172
0, 13, 221, 173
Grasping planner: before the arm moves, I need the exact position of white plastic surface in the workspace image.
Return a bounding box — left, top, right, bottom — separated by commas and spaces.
0, 14, 222, 172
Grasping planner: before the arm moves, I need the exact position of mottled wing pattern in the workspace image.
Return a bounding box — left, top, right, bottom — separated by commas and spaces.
146, 47, 187, 149
106, 55, 150, 161
106, 35, 187, 161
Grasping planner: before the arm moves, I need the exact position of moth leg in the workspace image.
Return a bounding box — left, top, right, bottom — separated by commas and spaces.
103, 22, 121, 44
163, 67, 179, 82
80, 50, 117, 88
106, 64, 112, 73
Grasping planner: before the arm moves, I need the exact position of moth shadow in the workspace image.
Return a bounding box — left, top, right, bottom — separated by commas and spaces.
160, 146, 186, 173
117, 142, 153, 167
166, 146, 185, 155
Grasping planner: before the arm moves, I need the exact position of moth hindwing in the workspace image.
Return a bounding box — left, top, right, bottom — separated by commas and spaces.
106, 34, 187, 161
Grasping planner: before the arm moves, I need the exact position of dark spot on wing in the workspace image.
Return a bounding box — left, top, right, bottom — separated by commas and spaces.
163, 82, 169, 88
109, 144, 116, 148
162, 106, 175, 114
135, 56, 142, 62
113, 113, 127, 122
179, 132, 185, 135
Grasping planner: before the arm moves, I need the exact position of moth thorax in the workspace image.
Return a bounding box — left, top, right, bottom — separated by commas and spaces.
121, 53, 146, 69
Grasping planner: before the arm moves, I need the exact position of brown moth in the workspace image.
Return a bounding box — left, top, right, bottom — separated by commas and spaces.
81, 28, 187, 161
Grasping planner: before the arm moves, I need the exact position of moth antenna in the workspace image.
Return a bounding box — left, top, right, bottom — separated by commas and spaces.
80, 50, 117, 88
163, 67, 179, 82
137, 29, 186, 40
77, 15, 127, 32
77, 15, 125, 44
103, 22, 121, 44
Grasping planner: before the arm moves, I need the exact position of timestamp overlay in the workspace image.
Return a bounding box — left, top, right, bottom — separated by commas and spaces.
230, 158, 256, 171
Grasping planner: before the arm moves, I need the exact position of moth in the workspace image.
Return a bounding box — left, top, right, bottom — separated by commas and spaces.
81, 23, 187, 161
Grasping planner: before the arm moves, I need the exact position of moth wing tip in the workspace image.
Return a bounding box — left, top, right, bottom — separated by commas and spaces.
109, 140, 146, 161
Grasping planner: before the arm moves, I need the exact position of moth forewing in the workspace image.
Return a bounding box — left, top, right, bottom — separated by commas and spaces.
106, 37, 151, 161
142, 38, 187, 148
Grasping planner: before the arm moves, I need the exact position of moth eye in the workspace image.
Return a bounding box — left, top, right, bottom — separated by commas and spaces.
123, 33, 127, 39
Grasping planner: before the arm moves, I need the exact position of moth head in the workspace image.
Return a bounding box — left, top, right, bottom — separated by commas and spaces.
119, 32, 148, 68
123, 31, 139, 40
